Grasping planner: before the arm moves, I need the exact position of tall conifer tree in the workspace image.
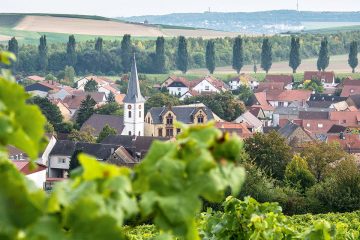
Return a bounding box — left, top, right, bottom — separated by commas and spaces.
8, 37, 18, 72
66, 35, 77, 66
95, 37, 103, 53
348, 41, 358, 73
154, 36, 166, 73
289, 36, 301, 73
232, 36, 244, 74
38, 35, 48, 72
176, 36, 188, 74
206, 40, 216, 74
261, 38, 272, 73
121, 34, 132, 72
317, 38, 330, 71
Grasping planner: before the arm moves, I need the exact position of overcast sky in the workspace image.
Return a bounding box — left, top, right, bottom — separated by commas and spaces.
2, 0, 360, 17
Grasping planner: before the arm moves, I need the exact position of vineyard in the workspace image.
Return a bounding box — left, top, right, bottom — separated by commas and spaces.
0, 51, 360, 239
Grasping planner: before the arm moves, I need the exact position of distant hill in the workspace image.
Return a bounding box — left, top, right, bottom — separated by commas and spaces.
0, 13, 240, 44
121, 10, 360, 34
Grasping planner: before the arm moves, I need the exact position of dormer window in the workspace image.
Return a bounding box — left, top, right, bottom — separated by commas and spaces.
166, 113, 173, 125
197, 114, 204, 123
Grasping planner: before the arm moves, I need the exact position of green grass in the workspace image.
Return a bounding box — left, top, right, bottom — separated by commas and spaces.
305, 25, 360, 34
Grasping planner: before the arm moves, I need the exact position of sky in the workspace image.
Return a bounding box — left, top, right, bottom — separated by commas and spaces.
2, 0, 360, 17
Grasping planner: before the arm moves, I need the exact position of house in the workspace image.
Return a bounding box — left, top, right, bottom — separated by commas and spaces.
179, 90, 200, 100
12, 161, 47, 188
166, 77, 190, 96
340, 79, 360, 97
277, 122, 313, 147
229, 74, 259, 90
50, 99, 72, 121
80, 114, 125, 136
273, 107, 300, 127
307, 94, 347, 108
329, 111, 360, 127
327, 134, 360, 154
346, 94, 360, 110
191, 76, 229, 93
215, 122, 253, 138
26, 75, 45, 82
63, 92, 106, 115
298, 111, 334, 134
248, 105, 272, 126
107, 146, 138, 167
304, 71, 337, 89
76, 76, 113, 90
266, 90, 312, 107
144, 103, 221, 137
25, 81, 61, 97
48, 86, 76, 100
234, 111, 263, 133
98, 84, 121, 98
265, 74, 293, 90
256, 82, 285, 92
160, 76, 177, 88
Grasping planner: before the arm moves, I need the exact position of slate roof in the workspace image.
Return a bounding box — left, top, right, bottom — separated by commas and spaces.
327, 124, 347, 134
50, 140, 76, 156
274, 107, 300, 115
107, 146, 137, 167
306, 101, 333, 108
75, 142, 120, 160
347, 94, 360, 109
278, 122, 300, 138
80, 114, 124, 136
298, 111, 329, 120
123, 55, 145, 103
148, 105, 215, 124
309, 94, 346, 102
263, 126, 280, 133
25, 81, 60, 93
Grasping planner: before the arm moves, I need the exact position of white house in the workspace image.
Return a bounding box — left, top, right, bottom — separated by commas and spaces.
304, 71, 337, 89
167, 77, 190, 96
234, 111, 263, 133
13, 161, 47, 188
192, 76, 229, 93
229, 74, 259, 90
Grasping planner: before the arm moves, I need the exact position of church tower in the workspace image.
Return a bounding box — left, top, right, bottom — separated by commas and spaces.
122, 55, 145, 136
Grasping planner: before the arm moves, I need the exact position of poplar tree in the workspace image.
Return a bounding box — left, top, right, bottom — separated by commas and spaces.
176, 36, 188, 74
317, 38, 330, 71
7, 37, 18, 72
66, 35, 77, 67
121, 34, 132, 72
348, 41, 358, 73
261, 38, 272, 73
95, 37, 103, 53
154, 36, 166, 73
232, 36, 244, 74
289, 36, 301, 73
206, 40, 216, 74
38, 35, 48, 72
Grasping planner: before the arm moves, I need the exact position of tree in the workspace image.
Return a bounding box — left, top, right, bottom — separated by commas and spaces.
38, 35, 48, 72
95, 37, 103, 53
64, 65, 75, 84
96, 102, 123, 115
69, 126, 96, 143
300, 141, 348, 182
97, 124, 117, 143
45, 73, 56, 81
176, 36, 188, 74
76, 95, 97, 127
66, 35, 77, 66
145, 93, 180, 112
84, 79, 99, 92
348, 41, 358, 73
236, 85, 254, 106
285, 155, 316, 191
206, 40, 216, 74
261, 38, 272, 73
289, 36, 301, 73
69, 149, 83, 172
154, 36, 166, 73
121, 34, 132, 72
317, 38, 330, 71
244, 131, 292, 180
182, 92, 246, 122
107, 92, 116, 103
28, 96, 63, 130
7, 37, 18, 72
232, 36, 244, 74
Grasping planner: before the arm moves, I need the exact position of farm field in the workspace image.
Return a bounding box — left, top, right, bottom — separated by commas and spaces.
187, 54, 356, 75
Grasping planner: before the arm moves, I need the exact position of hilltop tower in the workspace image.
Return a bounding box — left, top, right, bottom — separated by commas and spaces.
122, 55, 145, 136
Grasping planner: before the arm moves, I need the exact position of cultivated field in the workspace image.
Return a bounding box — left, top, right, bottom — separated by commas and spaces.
187, 54, 355, 74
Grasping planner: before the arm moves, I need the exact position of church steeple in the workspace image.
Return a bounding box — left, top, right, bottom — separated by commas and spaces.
123, 54, 145, 103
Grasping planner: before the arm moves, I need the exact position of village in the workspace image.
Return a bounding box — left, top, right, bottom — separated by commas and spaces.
7, 52, 360, 190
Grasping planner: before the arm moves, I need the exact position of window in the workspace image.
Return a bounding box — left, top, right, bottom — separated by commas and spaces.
351, 89, 355, 93
177, 128, 181, 134
158, 128, 163, 137
166, 113, 173, 125
318, 123, 323, 128
139, 111, 141, 118
128, 131, 132, 136
197, 114, 204, 123
278, 102, 284, 107
306, 123, 311, 127
342, 120, 347, 124
128, 111, 132, 118
205, 86, 210, 91
178, 88, 181, 91
58, 158, 66, 164
138, 131, 141, 136
166, 128, 174, 137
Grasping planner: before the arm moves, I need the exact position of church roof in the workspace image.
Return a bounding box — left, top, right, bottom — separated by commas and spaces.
123, 55, 145, 103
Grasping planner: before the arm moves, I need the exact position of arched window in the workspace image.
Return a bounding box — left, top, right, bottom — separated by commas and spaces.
128, 111, 132, 118
139, 111, 141, 118
166, 113, 173, 125
138, 131, 141, 136
128, 131, 132, 136
197, 114, 204, 123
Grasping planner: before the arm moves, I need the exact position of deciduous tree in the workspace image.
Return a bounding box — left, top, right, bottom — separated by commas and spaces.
97, 124, 117, 143
84, 79, 99, 92
285, 155, 316, 191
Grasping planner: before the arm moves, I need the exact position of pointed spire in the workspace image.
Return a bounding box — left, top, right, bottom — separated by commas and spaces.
123, 54, 145, 103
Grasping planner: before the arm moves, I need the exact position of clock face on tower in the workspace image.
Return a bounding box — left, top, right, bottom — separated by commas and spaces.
127, 105, 132, 110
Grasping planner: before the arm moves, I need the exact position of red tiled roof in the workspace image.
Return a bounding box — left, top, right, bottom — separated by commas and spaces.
63, 92, 105, 109
230, 74, 258, 83
215, 122, 253, 138
254, 92, 269, 106
265, 74, 292, 85
12, 161, 47, 175
304, 71, 335, 84
85, 76, 113, 85
168, 77, 191, 87
329, 111, 360, 127
266, 90, 312, 102
301, 119, 335, 134
256, 82, 285, 92
115, 94, 126, 105
340, 80, 360, 97
26, 75, 45, 82
192, 76, 229, 91
327, 134, 360, 149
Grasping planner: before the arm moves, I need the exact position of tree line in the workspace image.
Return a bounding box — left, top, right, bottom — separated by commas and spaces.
3, 32, 360, 76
